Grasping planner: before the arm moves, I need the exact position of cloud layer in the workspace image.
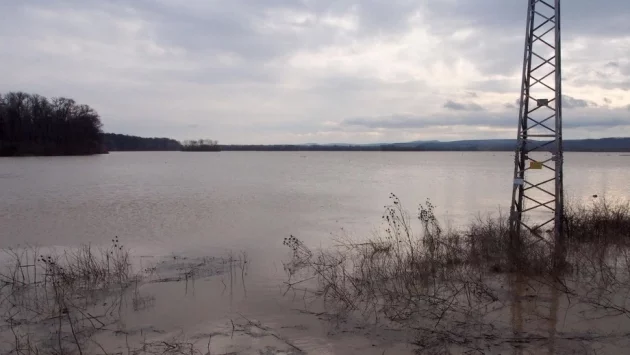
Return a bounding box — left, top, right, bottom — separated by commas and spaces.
0, 0, 629, 143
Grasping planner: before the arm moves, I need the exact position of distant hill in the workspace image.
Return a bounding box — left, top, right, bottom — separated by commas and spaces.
563, 138, 630, 152
103, 133, 181, 151
388, 139, 516, 151
397, 138, 630, 152
221, 138, 630, 152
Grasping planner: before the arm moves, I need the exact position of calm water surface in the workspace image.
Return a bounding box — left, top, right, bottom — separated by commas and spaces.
1, 151, 628, 253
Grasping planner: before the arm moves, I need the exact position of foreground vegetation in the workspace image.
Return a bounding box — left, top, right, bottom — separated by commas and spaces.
0, 92, 104, 156
2, 197, 628, 353
283, 196, 630, 353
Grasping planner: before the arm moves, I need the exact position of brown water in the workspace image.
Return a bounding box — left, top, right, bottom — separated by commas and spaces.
1, 152, 629, 353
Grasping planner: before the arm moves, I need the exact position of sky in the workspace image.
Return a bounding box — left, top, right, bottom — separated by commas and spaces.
1, 0, 629, 144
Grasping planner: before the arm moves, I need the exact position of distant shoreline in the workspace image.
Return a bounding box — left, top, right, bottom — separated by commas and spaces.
217, 147, 630, 153
101, 136, 630, 153
100, 149, 630, 153
215, 137, 630, 153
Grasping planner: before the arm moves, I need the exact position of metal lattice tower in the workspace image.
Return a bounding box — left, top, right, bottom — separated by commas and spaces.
510, 0, 563, 253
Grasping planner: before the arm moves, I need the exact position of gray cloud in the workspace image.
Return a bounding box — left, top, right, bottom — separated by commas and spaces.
568, 60, 630, 91
469, 78, 518, 94
563, 95, 598, 109
564, 118, 630, 129
572, 79, 630, 91
505, 96, 603, 110
424, 1, 630, 38
342, 114, 509, 129
342, 108, 630, 131
504, 102, 517, 109
421, 1, 630, 78
443, 100, 484, 111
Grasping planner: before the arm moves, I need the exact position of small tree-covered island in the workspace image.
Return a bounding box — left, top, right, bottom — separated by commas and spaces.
181, 139, 221, 152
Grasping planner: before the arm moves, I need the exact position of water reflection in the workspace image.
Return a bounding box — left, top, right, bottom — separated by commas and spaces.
510, 274, 525, 355
508, 274, 568, 355
547, 284, 560, 355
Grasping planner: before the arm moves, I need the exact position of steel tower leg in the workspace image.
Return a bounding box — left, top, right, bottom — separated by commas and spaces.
510, 0, 564, 267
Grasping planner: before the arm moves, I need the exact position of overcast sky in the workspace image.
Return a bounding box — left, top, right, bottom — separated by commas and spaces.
1, 1, 629, 144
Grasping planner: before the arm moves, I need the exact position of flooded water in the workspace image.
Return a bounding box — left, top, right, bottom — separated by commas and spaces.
1, 152, 629, 353
2, 152, 628, 250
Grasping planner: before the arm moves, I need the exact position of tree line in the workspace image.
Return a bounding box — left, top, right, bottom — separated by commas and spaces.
103, 135, 223, 152
0, 92, 104, 156
103, 133, 182, 151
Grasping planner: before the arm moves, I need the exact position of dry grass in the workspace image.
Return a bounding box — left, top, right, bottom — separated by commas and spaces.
566, 198, 630, 244
284, 195, 500, 324
283, 194, 630, 352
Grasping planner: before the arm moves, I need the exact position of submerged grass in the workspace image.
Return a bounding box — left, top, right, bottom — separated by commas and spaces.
0, 237, 134, 355
0, 240, 251, 355
283, 195, 630, 353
